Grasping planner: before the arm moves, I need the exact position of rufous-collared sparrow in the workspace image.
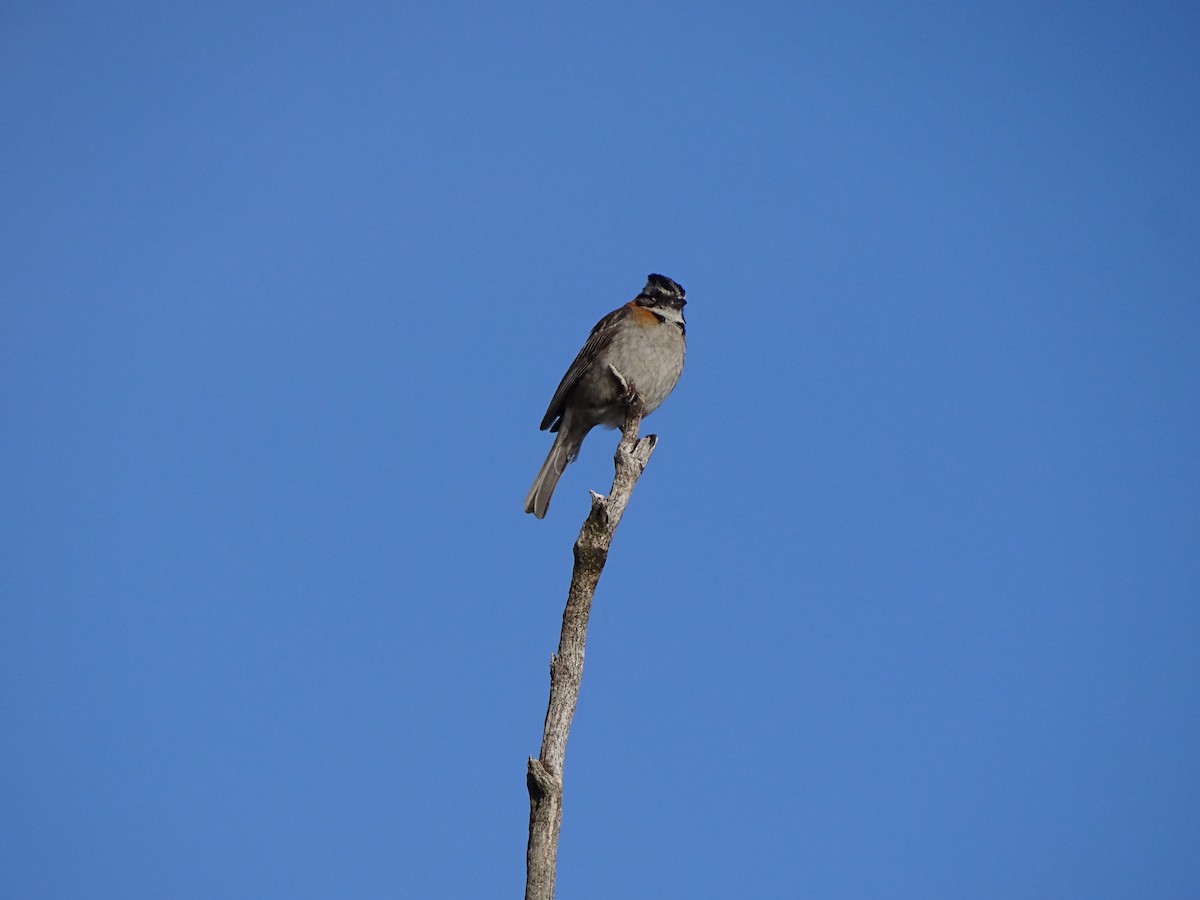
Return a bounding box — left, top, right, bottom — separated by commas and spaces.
524, 274, 686, 518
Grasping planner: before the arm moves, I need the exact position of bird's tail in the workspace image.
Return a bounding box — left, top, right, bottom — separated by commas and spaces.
524, 433, 575, 518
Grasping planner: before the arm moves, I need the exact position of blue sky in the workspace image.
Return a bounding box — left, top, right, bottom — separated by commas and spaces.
2, 2, 1198, 897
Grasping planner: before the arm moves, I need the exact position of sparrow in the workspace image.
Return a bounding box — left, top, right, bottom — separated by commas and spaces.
524, 274, 687, 518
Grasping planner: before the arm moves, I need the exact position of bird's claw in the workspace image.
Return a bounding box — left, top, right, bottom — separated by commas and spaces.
607, 364, 637, 402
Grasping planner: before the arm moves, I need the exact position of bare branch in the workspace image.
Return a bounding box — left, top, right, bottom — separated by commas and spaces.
525, 391, 658, 900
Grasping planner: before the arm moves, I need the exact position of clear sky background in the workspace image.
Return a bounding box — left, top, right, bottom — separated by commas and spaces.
2, 2, 1198, 898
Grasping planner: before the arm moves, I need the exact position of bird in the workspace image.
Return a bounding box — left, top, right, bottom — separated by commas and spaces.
524, 273, 687, 518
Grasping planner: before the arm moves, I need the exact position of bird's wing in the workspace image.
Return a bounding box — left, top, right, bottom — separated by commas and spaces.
538, 307, 623, 431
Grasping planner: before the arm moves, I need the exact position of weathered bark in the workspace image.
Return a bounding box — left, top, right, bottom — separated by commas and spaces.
525, 389, 659, 900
